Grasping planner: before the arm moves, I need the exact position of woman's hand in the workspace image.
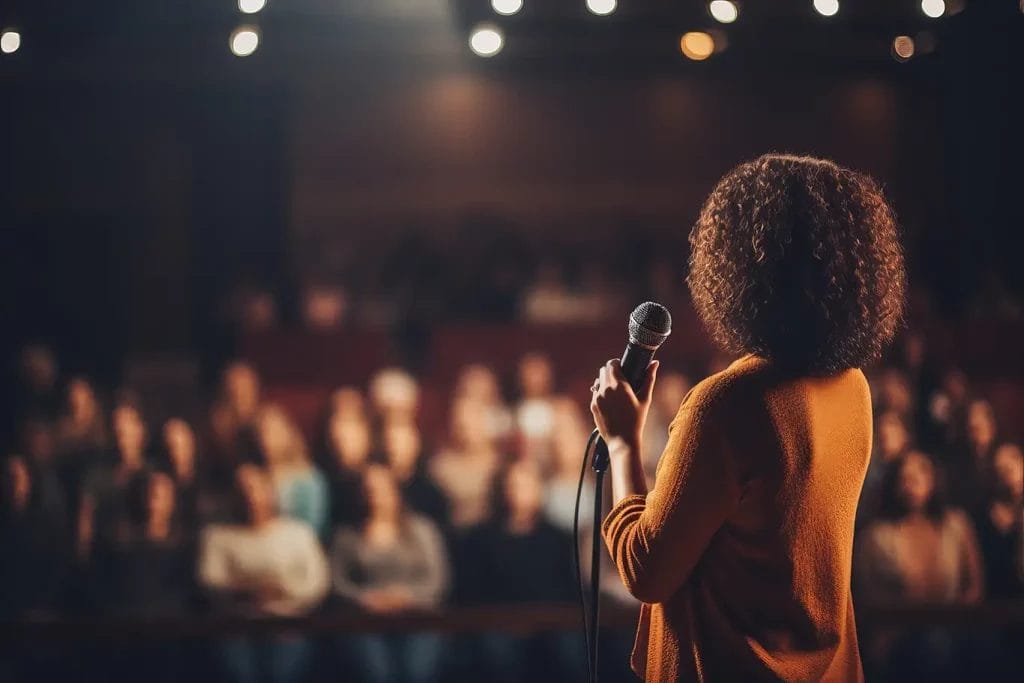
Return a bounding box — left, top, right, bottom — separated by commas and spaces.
590, 359, 659, 449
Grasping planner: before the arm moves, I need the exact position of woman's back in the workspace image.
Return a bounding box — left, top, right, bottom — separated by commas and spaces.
604, 354, 873, 681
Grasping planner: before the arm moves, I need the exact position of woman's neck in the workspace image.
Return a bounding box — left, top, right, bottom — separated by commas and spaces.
146, 517, 172, 541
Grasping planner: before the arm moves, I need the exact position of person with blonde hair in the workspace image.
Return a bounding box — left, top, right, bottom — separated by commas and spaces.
253, 405, 329, 538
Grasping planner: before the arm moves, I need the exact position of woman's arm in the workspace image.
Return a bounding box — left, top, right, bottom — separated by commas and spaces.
591, 360, 741, 603
403, 517, 451, 608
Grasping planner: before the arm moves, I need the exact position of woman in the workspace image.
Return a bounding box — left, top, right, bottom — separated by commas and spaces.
380, 419, 448, 524
199, 464, 329, 683
974, 442, 1024, 598
159, 418, 201, 528
858, 410, 914, 527
319, 403, 373, 527
950, 398, 1000, 511
254, 404, 329, 538
331, 464, 450, 683
590, 155, 906, 681
429, 397, 503, 530
856, 451, 984, 679
461, 460, 582, 683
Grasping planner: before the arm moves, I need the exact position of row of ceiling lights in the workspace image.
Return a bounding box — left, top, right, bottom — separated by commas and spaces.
0, 0, 967, 59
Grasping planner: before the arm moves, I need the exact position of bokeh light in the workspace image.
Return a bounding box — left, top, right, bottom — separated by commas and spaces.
0, 30, 20, 54
892, 36, 915, 62
230, 26, 260, 57
491, 0, 524, 16
813, 0, 840, 17
921, 0, 946, 18
469, 24, 504, 57
680, 32, 715, 61
586, 0, 617, 17
238, 0, 267, 14
709, 1, 739, 24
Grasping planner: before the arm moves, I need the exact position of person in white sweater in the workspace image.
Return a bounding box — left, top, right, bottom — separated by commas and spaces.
198, 464, 328, 683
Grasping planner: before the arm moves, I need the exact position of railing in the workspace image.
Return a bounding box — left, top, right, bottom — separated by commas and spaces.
3, 601, 1023, 641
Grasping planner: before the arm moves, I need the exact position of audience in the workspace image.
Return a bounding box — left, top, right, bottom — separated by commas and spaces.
331, 464, 450, 683
1, 331, 1022, 681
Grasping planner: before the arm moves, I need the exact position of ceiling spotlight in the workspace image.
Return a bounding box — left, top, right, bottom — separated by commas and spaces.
238, 0, 267, 14
813, 0, 840, 17
920, 0, 945, 18
586, 0, 617, 17
230, 26, 260, 57
680, 32, 715, 61
0, 30, 20, 54
709, 1, 739, 24
469, 24, 504, 57
892, 36, 915, 61
491, 0, 524, 16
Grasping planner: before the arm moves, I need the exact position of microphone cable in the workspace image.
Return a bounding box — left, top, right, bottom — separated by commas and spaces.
573, 428, 601, 683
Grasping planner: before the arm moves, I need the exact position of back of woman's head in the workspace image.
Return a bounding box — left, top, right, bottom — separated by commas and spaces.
688, 154, 906, 375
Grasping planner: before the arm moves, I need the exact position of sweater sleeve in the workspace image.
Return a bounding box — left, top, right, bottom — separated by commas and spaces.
405, 517, 451, 608
601, 397, 741, 603
197, 526, 233, 591
330, 528, 364, 602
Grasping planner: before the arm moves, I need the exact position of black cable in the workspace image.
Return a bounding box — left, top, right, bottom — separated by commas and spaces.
573, 428, 600, 683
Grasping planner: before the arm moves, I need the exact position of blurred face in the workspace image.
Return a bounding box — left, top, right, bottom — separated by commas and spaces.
236, 465, 274, 522
904, 335, 925, 369
877, 412, 910, 459
551, 400, 587, 473
897, 452, 935, 514
163, 419, 196, 477
504, 462, 544, 519
519, 354, 553, 398
113, 405, 146, 465
223, 363, 260, 418
384, 421, 421, 475
451, 399, 491, 450
456, 365, 500, 403
21, 346, 57, 393
147, 472, 176, 523
330, 387, 366, 421
22, 422, 55, 465
328, 415, 371, 469
967, 400, 997, 450
363, 464, 401, 519
7, 457, 31, 511
943, 370, 968, 404
256, 408, 291, 465
369, 370, 419, 419
993, 444, 1024, 500
880, 370, 913, 416
68, 378, 98, 422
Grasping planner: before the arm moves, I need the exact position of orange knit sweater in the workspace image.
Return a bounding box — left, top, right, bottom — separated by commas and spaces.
602, 354, 871, 682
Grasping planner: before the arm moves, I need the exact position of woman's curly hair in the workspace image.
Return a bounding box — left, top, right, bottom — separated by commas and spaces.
688, 154, 906, 375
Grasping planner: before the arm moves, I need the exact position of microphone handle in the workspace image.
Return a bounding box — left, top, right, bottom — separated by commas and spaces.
592, 342, 657, 473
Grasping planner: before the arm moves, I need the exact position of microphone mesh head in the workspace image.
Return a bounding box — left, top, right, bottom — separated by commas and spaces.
629, 302, 672, 350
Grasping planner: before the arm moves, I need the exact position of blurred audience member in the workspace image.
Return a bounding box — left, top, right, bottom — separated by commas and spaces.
859, 411, 914, 526
543, 399, 593, 534
515, 353, 557, 468
56, 377, 108, 460
641, 371, 691, 486
90, 472, 196, 616
459, 460, 581, 683
320, 402, 373, 527
331, 464, 449, 683
857, 451, 985, 680
255, 405, 329, 538
329, 386, 367, 423
951, 399, 1000, 510
159, 418, 201, 529
79, 401, 150, 558
974, 443, 1024, 599
199, 464, 328, 683
206, 361, 262, 485
369, 368, 420, 425
13, 344, 60, 425
874, 368, 915, 421
928, 369, 970, 449
380, 419, 447, 524
430, 398, 502, 530
0, 455, 69, 617
454, 364, 512, 442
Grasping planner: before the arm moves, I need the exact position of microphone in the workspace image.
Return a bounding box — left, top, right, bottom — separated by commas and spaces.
593, 301, 672, 470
